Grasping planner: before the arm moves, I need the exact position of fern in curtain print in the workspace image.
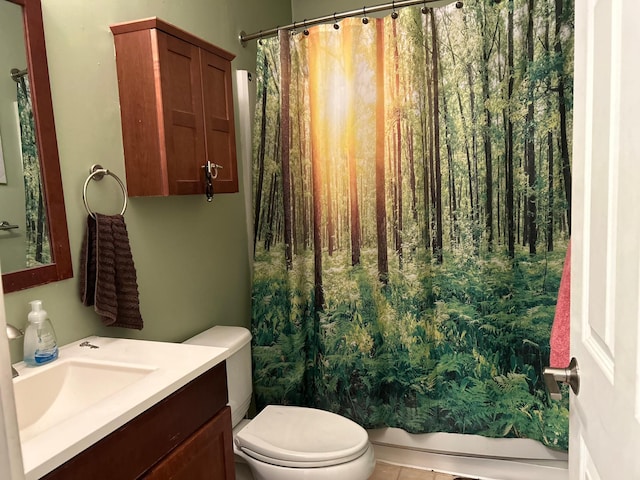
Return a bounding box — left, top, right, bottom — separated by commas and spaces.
251, 0, 573, 450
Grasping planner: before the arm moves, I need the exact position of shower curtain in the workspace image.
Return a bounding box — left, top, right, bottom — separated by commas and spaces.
251, 1, 573, 450
17, 75, 49, 266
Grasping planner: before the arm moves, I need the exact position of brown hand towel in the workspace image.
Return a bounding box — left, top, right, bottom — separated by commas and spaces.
79, 213, 143, 329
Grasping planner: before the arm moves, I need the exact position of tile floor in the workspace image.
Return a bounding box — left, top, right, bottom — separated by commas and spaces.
369, 461, 472, 480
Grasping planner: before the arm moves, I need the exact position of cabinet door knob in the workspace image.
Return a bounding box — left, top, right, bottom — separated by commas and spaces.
202, 161, 223, 202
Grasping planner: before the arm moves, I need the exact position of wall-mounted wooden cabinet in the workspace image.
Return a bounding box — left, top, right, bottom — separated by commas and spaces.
110, 18, 238, 198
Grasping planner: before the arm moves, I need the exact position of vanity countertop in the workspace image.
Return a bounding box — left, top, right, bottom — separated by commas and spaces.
12, 336, 228, 480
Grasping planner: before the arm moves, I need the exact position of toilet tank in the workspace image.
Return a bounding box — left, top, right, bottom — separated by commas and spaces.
184, 326, 252, 428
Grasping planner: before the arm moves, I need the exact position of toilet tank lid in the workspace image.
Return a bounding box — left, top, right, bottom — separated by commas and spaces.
184, 326, 251, 357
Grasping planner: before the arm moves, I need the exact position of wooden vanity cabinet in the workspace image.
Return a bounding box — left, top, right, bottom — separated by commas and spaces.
143, 408, 233, 479
110, 18, 238, 198
42, 361, 235, 480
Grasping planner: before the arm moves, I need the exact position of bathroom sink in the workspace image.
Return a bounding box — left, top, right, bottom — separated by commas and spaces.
12, 335, 229, 480
13, 357, 156, 442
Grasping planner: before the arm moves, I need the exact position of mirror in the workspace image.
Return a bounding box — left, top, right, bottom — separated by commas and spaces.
0, 0, 72, 292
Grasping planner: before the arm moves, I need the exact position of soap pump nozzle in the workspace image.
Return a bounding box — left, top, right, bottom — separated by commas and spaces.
28, 300, 47, 323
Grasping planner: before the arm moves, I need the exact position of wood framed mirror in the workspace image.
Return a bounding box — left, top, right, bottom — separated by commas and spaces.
1, 0, 72, 292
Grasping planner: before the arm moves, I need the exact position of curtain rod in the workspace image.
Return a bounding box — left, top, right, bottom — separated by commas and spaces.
239, 0, 460, 47
10, 68, 27, 82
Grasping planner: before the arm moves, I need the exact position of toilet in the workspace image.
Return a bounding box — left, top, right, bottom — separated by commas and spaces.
184, 326, 376, 480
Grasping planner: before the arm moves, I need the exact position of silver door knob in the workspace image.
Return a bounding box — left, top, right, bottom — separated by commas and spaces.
543, 357, 579, 400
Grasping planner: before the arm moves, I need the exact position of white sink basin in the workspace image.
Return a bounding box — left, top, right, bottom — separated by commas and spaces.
14, 358, 155, 442
12, 336, 229, 480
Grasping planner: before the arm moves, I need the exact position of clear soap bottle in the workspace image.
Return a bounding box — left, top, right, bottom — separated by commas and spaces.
23, 300, 58, 366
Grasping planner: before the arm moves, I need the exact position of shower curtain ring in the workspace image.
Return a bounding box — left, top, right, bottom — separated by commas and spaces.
362, 7, 369, 24
391, 1, 399, 19
303, 19, 310, 36
421, 1, 428, 14
333, 13, 340, 30
292, 21, 297, 36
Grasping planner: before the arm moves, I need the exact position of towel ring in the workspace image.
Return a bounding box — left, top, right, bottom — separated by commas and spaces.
83, 164, 128, 219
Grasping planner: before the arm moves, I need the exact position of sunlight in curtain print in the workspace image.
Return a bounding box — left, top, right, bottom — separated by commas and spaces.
304, 19, 380, 185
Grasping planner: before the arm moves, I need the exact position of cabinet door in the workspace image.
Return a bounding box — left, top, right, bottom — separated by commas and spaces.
201, 49, 238, 194
144, 406, 236, 480
157, 31, 207, 196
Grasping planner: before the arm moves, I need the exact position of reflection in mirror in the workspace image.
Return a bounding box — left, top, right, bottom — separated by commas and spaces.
0, 1, 28, 273
0, 0, 72, 292
13, 66, 52, 267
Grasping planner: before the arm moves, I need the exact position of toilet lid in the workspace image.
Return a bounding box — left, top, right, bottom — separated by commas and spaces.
235, 405, 370, 468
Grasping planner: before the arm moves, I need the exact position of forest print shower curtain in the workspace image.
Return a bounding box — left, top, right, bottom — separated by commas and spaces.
251, 0, 573, 450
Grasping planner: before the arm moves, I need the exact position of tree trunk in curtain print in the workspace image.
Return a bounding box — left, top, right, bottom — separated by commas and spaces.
555, 0, 572, 232
279, 31, 294, 270
525, 0, 538, 255
343, 24, 361, 267
460, 8, 481, 244
479, 4, 495, 253
545, 11, 555, 253
264, 171, 277, 251
307, 29, 325, 311
254, 52, 269, 257
430, 9, 444, 264
422, 13, 434, 251
376, 19, 389, 285
466, 61, 481, 249
392, 19, 404, 268
251, 1, 573, 451
443, 19, 475, 249
440, 64, 458, 245
507, 0, 516, 258
408, 124, 418, 225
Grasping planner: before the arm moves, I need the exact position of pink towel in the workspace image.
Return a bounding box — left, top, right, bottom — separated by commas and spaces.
550, 242, 571, 368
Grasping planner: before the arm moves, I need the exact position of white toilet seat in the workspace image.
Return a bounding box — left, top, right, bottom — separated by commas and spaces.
234, 444, 376, 480
235, 405, 370, 468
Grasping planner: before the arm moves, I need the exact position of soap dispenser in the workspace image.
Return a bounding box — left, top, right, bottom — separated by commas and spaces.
23, 300, 58, 366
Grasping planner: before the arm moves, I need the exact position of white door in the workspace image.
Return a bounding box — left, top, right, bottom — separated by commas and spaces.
0, 262, 24, 479
570, 0, 640, 478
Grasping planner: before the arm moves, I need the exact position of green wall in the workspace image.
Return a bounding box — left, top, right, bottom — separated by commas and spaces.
292, 0, 362, 19
5, 0, 292, 363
